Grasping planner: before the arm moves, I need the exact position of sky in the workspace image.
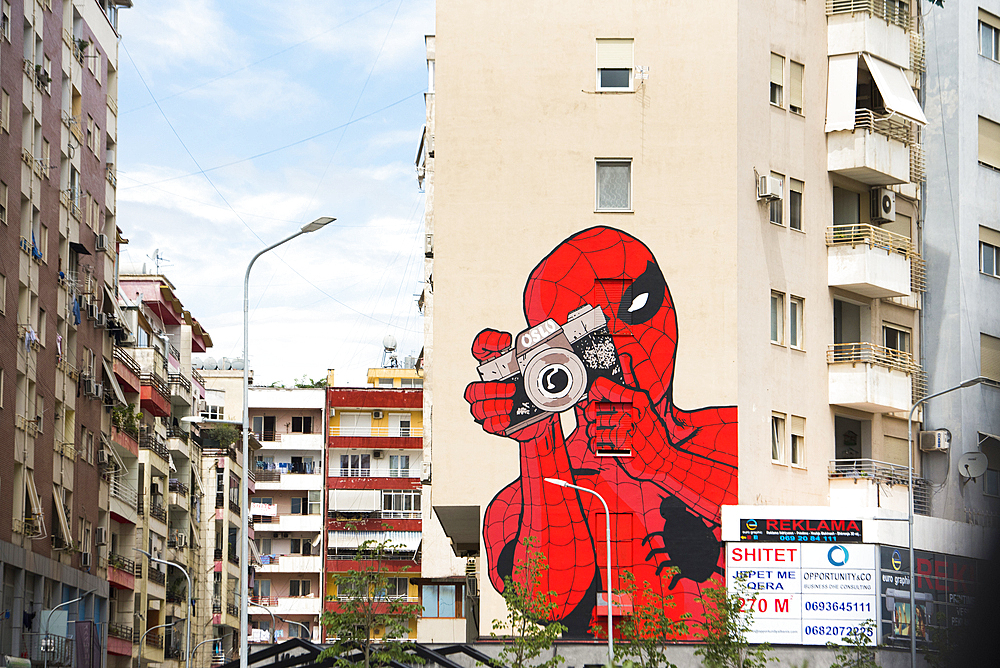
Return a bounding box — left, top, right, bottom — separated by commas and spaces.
114, 0, 434, 387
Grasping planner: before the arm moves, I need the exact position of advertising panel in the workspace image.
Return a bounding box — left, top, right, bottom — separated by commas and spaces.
727, 542, 878, 645
740, 518, 863, 543
877, 546, 978, 649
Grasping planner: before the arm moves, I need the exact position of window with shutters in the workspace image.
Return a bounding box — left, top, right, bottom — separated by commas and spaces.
981, 226, 1000, 278
982, 333, 1000, 382
596, 38, 633, 91
596, 160, 631, 211
770, 53, 784, 107
981, 10, 1000, 62
980, 116, 1000, 171
789, 61, 804, 114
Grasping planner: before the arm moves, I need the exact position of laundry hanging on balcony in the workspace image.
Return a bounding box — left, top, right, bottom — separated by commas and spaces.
825, 52, 927, 132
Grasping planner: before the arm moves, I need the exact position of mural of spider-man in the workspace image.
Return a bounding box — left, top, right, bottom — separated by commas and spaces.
464, 226, 738, 637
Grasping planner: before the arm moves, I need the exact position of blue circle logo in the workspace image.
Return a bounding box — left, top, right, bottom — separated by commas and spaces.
891, 550, 902, 571
828, 545, 850, 567
745, 519, 758, 531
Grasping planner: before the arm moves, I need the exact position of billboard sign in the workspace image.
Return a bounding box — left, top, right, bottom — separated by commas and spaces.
739, 518, 863, 543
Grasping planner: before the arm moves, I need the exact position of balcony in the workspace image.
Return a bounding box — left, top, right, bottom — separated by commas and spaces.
140, 372, 171, 418
114, 347, 142, 394
169, 372, 192, 398
327, 425, 424, 451
254, 432, 324, 450
150, 502, 167, 523
112, 425, 139, 457
252, 514, 323, 533
140, 432, 169, 462
108, 622, 133, 642
828, 342, 916, 413
256, 554, 323, 574
826, 224, 914, 298
108, 553, 136, 589
214, 547, 240, 566
248, 596, 321, 617
22, 633, 74, 666
108, 477, 139, 524
828, 110, 913, 185
828, 458, 930, 515
826, 0, 910, 67
146, 632, 163, 649
169, 479, 189, 496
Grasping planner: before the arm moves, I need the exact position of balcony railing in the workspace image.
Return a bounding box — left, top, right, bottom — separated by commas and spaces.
227, 603, 239, 617
148, 567, 166, 586
169, 479, 189, 496
825, 0, 910, 30
108, 552, 135, 573
108, 477, 138, 509
854, 108, 912, 145
150, 503, 167, 523
250, 596, 278, 606
192, 368, 205, 386
380, 511, 421, 520
114, 346, 141, 376
255, 470, 281, 482
169, 373, 192, 394
167, 426, 189, 443
140, 433, 169, 460
22, 633, 74, 665
213, 548, 239, 565
140, 372, 170, 399
825, 224, 916, 259
145, 632, 162, 649
828, 459, 929, 514
827, 342, 916, 375
108, 623, 133, 641
328, 426, 424, 437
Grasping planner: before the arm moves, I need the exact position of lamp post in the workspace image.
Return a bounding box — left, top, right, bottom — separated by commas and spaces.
906, 376, 991, 668
138, 619, 180, 668
544, 478, 613, 668
275, 616, 311, 642
191, 636, 223, 659
240, 217, 334, 668
136, 548, 191, 668
42, 589, 93, 668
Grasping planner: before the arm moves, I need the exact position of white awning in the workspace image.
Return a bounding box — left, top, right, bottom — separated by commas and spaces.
328, 489, 379, 512
102, 359, 126, 405
326, 531, 421, 551
826, 54, 859, 132
25, 470, 42, 516
248, 537, 262, 567
52, 488, 73, 545
862, 53, 927, 125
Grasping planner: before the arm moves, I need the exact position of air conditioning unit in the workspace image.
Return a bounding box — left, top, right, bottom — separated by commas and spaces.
96, 448, 108, 466
80, 552, 92, 567
919, 429, 951, 452
424, 234, 434, 258
82, 377, 94, 395
95, 234, 108, 252
757, 175, 782, 201
86, 303, 99, 321
871, 188, 896, 223
93, 383, 104, 400
372, 450, 383, 459
95, 526, 108, 545
421, 461, 432, 483
120, 332, 136, 346
372, 410, 384, 420
94, 313, 106, 329
176, 534, 187, 548
279, 533, 289, 538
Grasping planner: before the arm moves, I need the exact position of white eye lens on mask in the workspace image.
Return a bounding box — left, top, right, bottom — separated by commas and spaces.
627, 293, 649, 313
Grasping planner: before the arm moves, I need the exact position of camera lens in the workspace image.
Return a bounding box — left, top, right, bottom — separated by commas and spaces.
538, 364, 571, 398
522, 348, 587, 411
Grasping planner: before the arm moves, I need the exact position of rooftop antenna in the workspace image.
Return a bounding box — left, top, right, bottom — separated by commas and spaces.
148, 249, 171, 274
382, 334, 398, 368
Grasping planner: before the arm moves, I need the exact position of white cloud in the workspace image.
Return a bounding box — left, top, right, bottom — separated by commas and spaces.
120, 0, 242, 70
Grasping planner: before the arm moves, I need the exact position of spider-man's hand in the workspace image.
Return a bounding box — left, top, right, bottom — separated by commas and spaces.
465, 328, 556, 442
583, 376, 652, 452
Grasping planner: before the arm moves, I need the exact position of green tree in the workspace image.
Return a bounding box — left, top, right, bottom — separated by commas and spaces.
318, 537, 421, 668
492, 537, 567, 668
694, 579, 775, 668
295, 375, 328, 388
591, 570, 689, 668
206, 424, 240, 448
827, 619, 879, 668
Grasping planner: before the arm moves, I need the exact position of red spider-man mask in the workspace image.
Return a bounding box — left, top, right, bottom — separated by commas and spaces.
522, 226, 678, 405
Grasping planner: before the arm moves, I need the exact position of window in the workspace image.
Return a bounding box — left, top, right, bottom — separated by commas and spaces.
884, 324, 911, 354
291, 496, 312, 515
770, 291, 784, 344
981, 226, 1000, 277
790, 416, 805, 466
981, 10, 1000, 62
288, 579, 310, 597
789, 61, 804, 114
291, 416, 312, 433
0, 273, 5, 314
203, 404, 222, 420
340, 454, 371, 477
288, 622, 310, 639
0, 3, 8, 41
0, 368, 4, 408
986, 468, 999, 496
383, 490, 421, 517
769, 173, 783, 225
980, 116, 1000, 170
308, 490, 321, 515
290, 538, 301, 554
389, 455, 410, 477
982, 333, 1000, 382
377, 378, 394, 387
422, 584, 462, 618
789, 297, 803, 349
596, 38, 633, 90
382, 577, 410, 599
770, 53, 784, 106
771, 414, 785, 463
596, 160, 631, 211
400, 378, 423, 387
1, 90, 7, 133
256, 537, 272, 554
789, 179, 803, 230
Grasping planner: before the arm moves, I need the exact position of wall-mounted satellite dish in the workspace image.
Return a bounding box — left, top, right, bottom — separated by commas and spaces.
958, 452, 989, 479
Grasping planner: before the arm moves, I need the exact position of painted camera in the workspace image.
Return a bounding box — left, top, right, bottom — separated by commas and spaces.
477, 304, 623, 435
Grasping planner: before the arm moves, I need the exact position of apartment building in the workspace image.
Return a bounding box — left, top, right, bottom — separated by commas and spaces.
921, 4, 1000, 526
248, 386, 325, 644
191, 361, 261, 664
421, 0, 993, 651
0, 0, 129, 665
114, 274, 212, 668
324, 366, 423, 642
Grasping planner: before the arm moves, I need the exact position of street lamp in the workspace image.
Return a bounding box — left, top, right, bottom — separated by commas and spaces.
906, 376, 991, 668
275, 616, 311, 642
138, 619, 181, 668
544, 478, 613, 668
42, 589, 94, 668
240, 217, 334, 668
136, 548, 192, 668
